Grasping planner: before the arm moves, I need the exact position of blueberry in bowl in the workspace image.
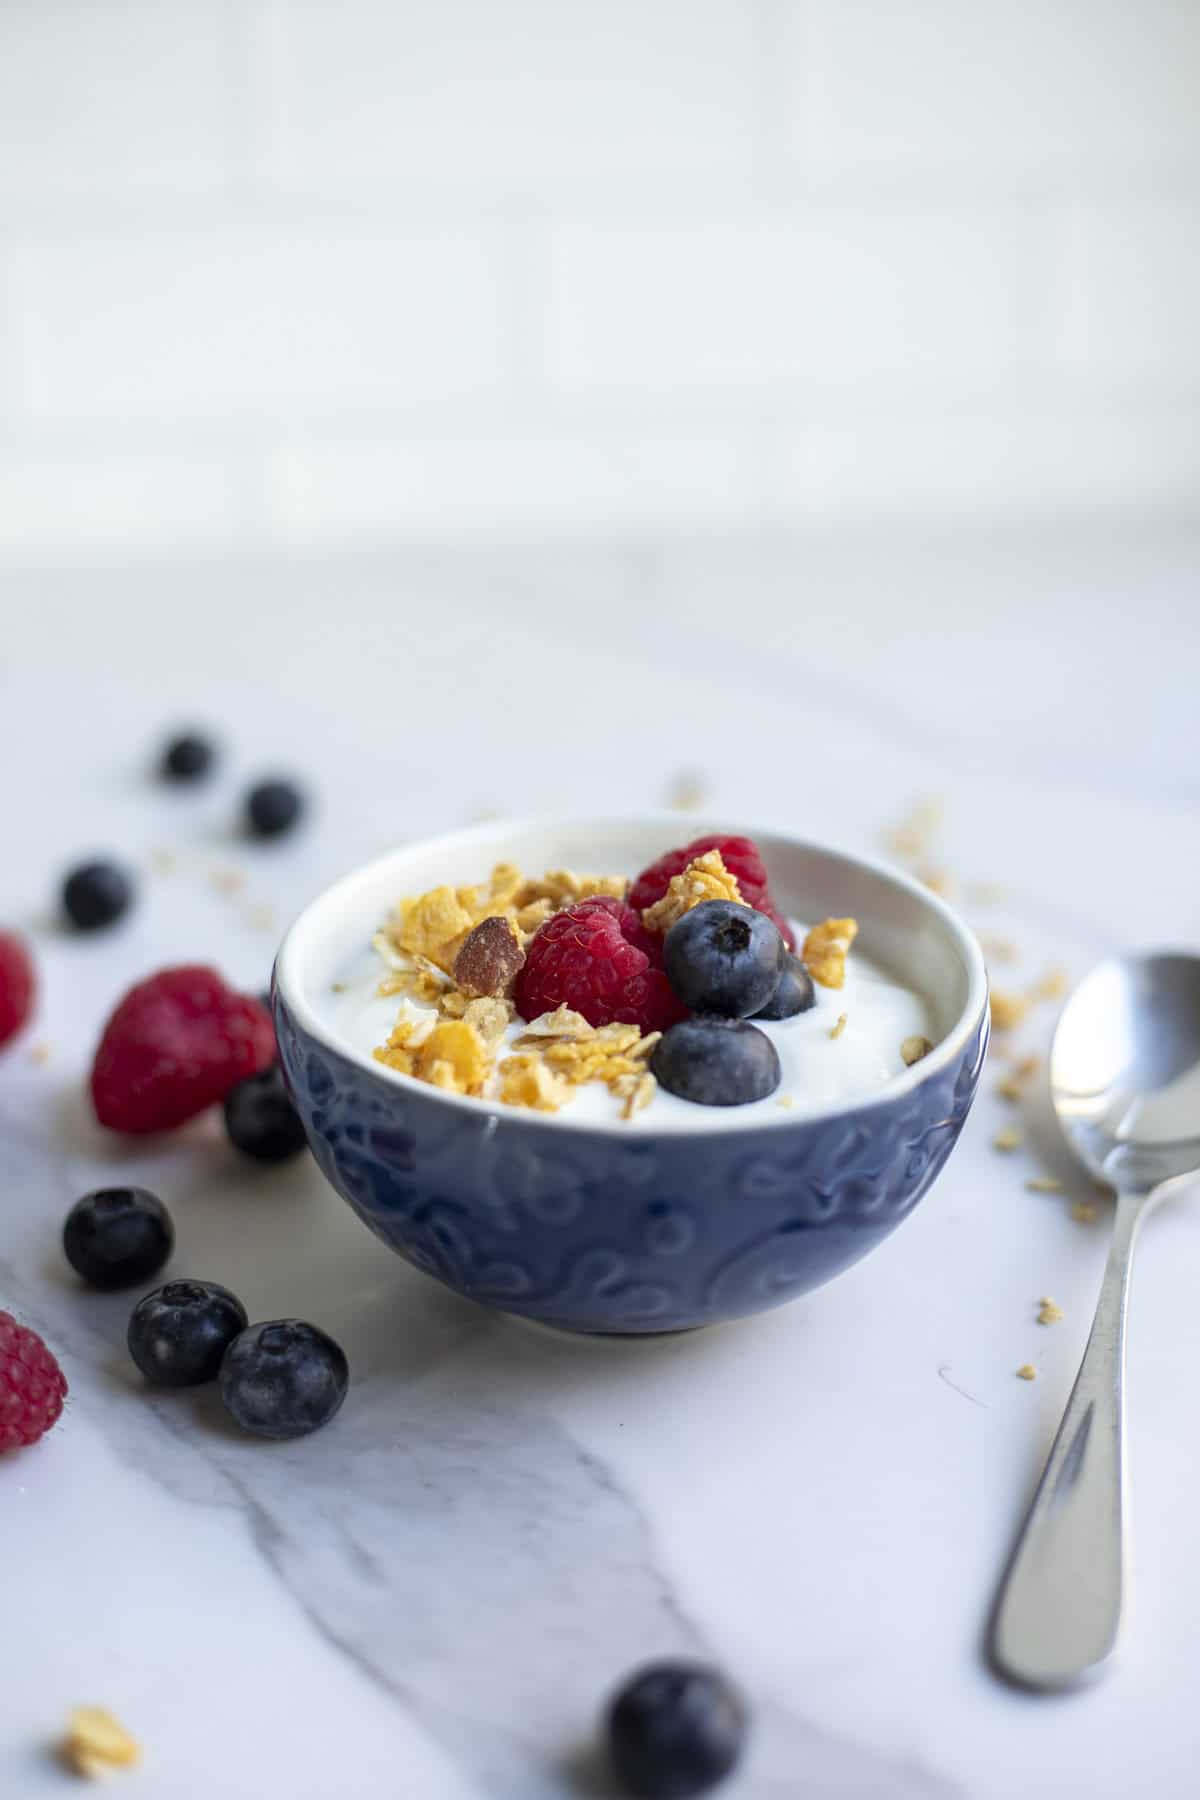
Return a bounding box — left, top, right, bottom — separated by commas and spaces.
272, 815, 989, 1334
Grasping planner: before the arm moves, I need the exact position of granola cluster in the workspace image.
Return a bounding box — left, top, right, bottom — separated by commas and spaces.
372, 862, 660, 1116
369, 849, 869, 1117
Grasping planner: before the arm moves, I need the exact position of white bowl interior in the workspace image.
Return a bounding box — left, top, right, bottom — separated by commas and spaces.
277, 815, 986, 1130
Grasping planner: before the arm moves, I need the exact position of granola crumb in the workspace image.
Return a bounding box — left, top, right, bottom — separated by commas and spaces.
1027, 1176, 1064, 1194
1037, 1297, 1064, 1326
666, 769, 709, 812
1013, 1054, 1041, 1081
901, 1034, 933, 1066
641, 849, 742, 934
995, 1073, 1024, 1102
1071, 1199, 1098, 1223
803, 917, 859, 990
1031, 965, 1069, 1003
829, 1012, 848, 1040
612, 1071, 656, 1119
245, 902, 276, 932
28, 1041, 51, 1066
882, 795, 944, 861
60, 1707, 141, 1780
210, 866, 245, 896
992, 1126, 1023, 1153
989, 989, 1030, 1031
918, 867, 958, 899
1016, 1364, 1038, 1382
330, 980, 347, 994
777, 1094, 795, 1110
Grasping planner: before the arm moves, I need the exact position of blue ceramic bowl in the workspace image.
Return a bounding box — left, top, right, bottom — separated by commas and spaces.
274, 817, 988, 1334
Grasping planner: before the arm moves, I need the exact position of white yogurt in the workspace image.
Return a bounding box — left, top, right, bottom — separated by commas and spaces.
322, 923, 936, 1131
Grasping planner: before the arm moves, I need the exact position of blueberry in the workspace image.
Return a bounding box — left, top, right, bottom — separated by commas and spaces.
245, 778, 304, 840
663, 901, 785, 1018
651, 1017, 780, 1107
224, 1066, 307, 1163
161, 730, 216, 781
219, 1320, 348, 1440
128, 1280, 247, 1387
753, 954, 815, 1021
607, 1661, 748, 1799
63, 1187, 173, 1290
62, 860, 134, 931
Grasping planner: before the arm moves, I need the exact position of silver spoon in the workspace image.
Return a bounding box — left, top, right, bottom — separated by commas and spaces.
990, 952, 1200, 1691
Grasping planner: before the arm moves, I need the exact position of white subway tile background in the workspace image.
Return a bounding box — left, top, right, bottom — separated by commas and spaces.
0, 0, 1197, 557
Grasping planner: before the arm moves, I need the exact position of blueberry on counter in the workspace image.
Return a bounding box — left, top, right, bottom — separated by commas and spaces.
245, 778, 305, 840
219, 1320, 348, 1439
160, 730, 216, 782
607, 1660, 748, 1799
753, 954, 815, 1021
128, 1281, 247, 1387
662, 901, 784, 1018
224, 1065, 307, 1163
63, 1187, 173, 1290
62, 860, 134, 931
651, 1017, 781, 1106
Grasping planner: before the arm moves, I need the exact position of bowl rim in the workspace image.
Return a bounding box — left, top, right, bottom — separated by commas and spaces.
274, 812, 989, 1140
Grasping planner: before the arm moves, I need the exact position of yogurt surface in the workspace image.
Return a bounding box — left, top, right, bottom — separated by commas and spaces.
322, 922, 936, 1131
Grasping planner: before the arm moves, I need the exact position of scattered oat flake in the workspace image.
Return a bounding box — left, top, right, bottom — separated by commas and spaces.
829, 1013, 848, 1040
918, 868, 957, 899
1016, 1364, 1038, 1382
641, 849, 742, 934
210, 866, 245, 896
666, 770, 709, 812
1037, 1297, 1064, 1326
995, 1074, 1024, 1102
1013, 1054, 1041, 1081
330, 980, 347, 994
882, 796, 944, 861
613, 1071, 656, 1119
1031, 966, 1069, 1003
514, 1005, 594, 1044
989, 989, 1029, 1031
1027, 1176, 1064, 1194
60, 1707, 141, 1780
901, 1034, 932, 1067
1071, 1199, 1098, 1223
777, 1095, 795, 1110
992, 1126, 1023, 1153
246, 903, 276, 931
28, 1041, 51, 1066
967, 880, 1006, 904
803, 917, 859, 990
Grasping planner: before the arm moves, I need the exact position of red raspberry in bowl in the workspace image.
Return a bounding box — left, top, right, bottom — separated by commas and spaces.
0, 1311, 67, 1452
0, 930, 36, 1049
515, 898, 687, 1034
90, 966, 277, 1135
630, 834, 795, 950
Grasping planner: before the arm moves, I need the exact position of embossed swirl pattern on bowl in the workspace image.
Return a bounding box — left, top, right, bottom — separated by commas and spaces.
276, 994, 988, 1333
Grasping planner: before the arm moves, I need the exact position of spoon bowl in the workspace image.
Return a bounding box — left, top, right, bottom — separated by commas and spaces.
1051, 953, 1200, 1191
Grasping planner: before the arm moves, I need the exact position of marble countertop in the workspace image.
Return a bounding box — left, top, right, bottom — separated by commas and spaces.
3, 521, 1199, 1799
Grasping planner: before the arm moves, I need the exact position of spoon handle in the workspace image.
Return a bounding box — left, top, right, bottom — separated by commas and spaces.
990, 1189, 1145, 1690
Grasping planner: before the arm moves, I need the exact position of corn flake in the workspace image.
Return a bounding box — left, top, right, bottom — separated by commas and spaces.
498, 1054, 571, 1112
60, 1707, 141, 1780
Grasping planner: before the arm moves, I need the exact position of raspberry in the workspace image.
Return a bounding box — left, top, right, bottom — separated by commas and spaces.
515, 898, 687, 1034
0, 930, 35, 1049
0, 1312, 67, 1452
90, 966, 277, 1135
630, 835, 795, 950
